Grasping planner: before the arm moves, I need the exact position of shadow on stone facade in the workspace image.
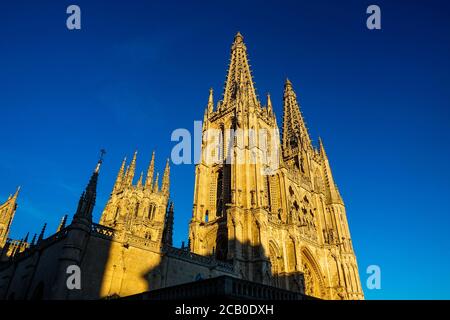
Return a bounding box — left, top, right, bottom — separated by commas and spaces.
0, 215, 115, 300
139, 239, 307, 300
0, 231, 307, 300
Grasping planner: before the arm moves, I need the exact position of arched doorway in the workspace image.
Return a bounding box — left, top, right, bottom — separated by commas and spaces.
301, 249, 325, 298
268, 241, 283, 287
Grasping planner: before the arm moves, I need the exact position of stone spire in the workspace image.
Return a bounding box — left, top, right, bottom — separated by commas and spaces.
124, 151, 138, 186
0, 186, 20, 247
222, 32, 258, 107
56, 214, 68, 232
73, 157, 102, 223
282, 79, 312, 153
37, 223, 47, 243
161, 159, 170, 196
146, 151, 155, 189
319, 138, 343, 205
162, 202, 174, 246
12, 186, 20, 201
112, 157, 127, 192
137, 171, 144, 188
30, 233, 37, 246
208, 88, 214, 113
267, 93, 273, 114
153, 173, 160, 193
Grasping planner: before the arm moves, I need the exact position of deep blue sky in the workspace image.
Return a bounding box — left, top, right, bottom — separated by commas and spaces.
1, 0, 449, 299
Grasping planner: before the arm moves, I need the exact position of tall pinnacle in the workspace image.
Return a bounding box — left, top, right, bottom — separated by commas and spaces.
222, 32, 258, 107
38, 223, 47, 243
146, 151, 155, 189
112, 157, 127, 192
282, 79, 312, 153
30, 233, 37, 246
162, 158, 170, 195
13, 186, 20, 200
56, 214, 68, 232
137, 171, 144, 188
153, 172, 160, 193
125, 151, 138, 186
267, 93, 273, 113
319, 138, 343, 205
73, 156, 102, 223
208, 88, 214, 113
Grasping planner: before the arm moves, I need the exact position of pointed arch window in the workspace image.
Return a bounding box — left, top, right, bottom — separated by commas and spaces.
148, 203, 157, 219
252, 222, 261, 257
134, 203, 140, 217
287, 238, 296, 272
216, 170, 223, 217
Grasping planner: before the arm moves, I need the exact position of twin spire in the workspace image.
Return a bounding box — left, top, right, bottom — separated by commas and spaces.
112, 151, 170, 195
206, 32, 312, 157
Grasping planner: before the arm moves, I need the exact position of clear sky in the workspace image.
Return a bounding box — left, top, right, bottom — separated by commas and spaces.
1, 0, 449, 299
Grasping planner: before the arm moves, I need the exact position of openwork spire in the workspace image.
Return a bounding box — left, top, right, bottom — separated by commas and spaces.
282, 79, 312, 152
222, 32, 258, 107
73, 156, 102, 223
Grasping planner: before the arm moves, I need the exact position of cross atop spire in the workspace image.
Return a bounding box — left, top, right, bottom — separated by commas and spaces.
222, 32, 258, 107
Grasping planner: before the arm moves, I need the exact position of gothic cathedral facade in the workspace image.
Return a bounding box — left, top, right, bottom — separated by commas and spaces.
0, 33, 363, 300
189, 33, 364, 300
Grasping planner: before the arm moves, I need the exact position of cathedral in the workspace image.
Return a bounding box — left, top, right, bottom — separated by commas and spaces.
0, 33, 364, 300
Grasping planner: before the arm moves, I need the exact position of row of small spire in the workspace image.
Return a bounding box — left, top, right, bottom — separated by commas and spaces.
4, 150, 171, 252
112, 151, 170, 195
